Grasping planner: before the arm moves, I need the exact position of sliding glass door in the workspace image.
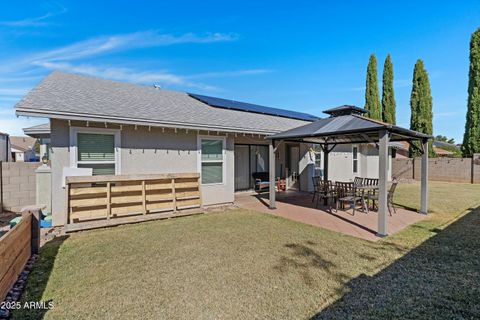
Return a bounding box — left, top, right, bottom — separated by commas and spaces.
234, 144, 269, 191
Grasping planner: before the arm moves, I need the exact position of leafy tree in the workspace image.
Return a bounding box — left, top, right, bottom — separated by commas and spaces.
462, 28, 480, 157
365, 54, 382, 120
435, 135, 455, 144
409, 59, 434, 157
381, 54, 396, 124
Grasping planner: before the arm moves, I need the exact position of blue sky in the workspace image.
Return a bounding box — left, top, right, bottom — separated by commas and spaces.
0, 1, 479, 142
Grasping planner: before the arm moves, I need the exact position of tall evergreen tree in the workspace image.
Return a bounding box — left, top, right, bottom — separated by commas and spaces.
462, 28, 480, 157
381, 54, 396, 124
409, 59, 434, 157
365, 54, 382, 120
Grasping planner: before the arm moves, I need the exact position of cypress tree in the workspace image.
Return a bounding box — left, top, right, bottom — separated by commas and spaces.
365, 54, 382, 120
381, 54, 396, 124
462, 28, 480, 157
409, 59, 434, 157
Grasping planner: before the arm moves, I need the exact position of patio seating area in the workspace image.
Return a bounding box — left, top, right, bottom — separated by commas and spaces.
235, 186, 425, 241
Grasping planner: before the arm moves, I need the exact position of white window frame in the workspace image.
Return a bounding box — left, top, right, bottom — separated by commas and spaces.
312, 144, 322, 170
69, 127, 121, 175
197, 135, 226, 186
352, 145, 359, 174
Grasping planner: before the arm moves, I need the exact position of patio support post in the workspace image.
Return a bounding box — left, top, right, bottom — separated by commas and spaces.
420, 139, 429, 214
269, 139, 276, 209
323, 145, 329, 182
377, 129, 389, 237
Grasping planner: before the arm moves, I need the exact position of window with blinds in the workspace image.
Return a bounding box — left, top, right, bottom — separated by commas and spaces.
201, 139, 224, 184
77, 133, 115, 175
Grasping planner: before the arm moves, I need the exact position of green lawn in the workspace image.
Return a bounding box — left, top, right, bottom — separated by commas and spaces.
13, 182, 480, 319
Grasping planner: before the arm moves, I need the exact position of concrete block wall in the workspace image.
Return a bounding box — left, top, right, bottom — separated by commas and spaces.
392, 154, 480, 183
1, 162, 39, 212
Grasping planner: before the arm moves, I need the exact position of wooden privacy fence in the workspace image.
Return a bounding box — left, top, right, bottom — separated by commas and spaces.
66, 173, 202, 231
0, 207, 40, 301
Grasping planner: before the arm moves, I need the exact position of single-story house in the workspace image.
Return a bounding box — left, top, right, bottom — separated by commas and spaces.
15, 71, 396, 226
392, 140, 458, 158
23, 123, 51, 160
9, 136, 37, 162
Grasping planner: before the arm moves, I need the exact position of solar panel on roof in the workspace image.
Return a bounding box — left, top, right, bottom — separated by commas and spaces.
188, 93, 319, 122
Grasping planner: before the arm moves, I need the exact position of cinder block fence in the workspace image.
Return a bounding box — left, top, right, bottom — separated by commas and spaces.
1, 162, 38, 212
392, 154, 480, 183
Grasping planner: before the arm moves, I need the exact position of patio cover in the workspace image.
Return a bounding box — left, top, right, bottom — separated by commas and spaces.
265, 110, 431, 237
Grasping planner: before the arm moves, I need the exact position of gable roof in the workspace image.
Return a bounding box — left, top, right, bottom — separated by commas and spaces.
15, 72, 314, 135
10, 136, 36, 152
23, 123, 50, 137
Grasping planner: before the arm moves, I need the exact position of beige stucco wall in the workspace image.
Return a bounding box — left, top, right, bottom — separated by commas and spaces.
50, 119, 235, 226
320, 144, 392, 182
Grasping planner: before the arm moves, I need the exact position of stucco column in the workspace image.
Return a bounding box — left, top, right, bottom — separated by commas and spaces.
269, 140, 276, 209
377, 130, 389, 237
35, 163, 52, 213
420, 139, 429, 214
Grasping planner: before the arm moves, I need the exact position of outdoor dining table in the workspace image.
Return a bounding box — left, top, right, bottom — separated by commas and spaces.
356, 185, 379, 212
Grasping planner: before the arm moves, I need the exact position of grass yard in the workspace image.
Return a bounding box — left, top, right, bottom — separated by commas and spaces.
13, 182, 480, 319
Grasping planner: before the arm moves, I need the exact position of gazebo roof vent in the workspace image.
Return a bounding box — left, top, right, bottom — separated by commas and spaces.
323, 105, 368, 117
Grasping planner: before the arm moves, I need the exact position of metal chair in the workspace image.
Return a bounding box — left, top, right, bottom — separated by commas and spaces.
335, 182, 362, 215
354, 177, 364, 187
311, 176, 321, 203
367, 179, 398, 215
316, 180, 337, 210
363, 178, 379, 208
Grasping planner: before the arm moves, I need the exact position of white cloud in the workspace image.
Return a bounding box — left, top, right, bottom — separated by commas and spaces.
0, 3, 67, 27
29, 31, 237, 63
36, 61, 219, 91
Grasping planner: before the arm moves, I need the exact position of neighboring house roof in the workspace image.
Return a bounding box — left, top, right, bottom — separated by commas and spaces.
267, 113, 431, 143
433, 147, 454, 155
23, 122, 50, 138
389, 141, 410, 150
9, 136, 36, 152
15, 72, 315, 135
433, 140, 460, 150
389, 141, 409, 150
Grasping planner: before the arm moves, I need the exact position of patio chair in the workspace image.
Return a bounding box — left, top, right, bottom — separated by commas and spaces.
312, 176, 321, 203
363, 178, 379, 208
335, 182, 362, 215
316, 180, 337, 210
353, 177, 364, 186
366, 179, 398, 215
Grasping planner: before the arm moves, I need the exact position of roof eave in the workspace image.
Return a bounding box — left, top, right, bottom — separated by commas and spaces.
15, 108, 285, 136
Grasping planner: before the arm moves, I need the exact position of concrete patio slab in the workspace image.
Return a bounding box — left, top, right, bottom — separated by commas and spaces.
235, 191, 426, 241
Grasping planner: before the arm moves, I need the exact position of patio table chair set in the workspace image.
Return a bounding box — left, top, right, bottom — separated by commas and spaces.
312, 176, 398, 215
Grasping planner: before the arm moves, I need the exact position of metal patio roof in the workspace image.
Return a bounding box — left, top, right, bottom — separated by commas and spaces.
266, 114, 431, 144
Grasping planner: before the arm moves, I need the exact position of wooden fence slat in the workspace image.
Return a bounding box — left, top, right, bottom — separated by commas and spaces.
0, 213, 33, 301
107, 182, 111, 220
66, 172, 202, 228
142, 180, 146, 215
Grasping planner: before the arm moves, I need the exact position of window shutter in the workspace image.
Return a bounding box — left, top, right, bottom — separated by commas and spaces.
77, 133, 115, 162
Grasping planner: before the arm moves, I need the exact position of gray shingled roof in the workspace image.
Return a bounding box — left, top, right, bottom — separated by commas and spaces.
15, 72, 311, 134
23, 122, 50, 134
267, 114, 431, 144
